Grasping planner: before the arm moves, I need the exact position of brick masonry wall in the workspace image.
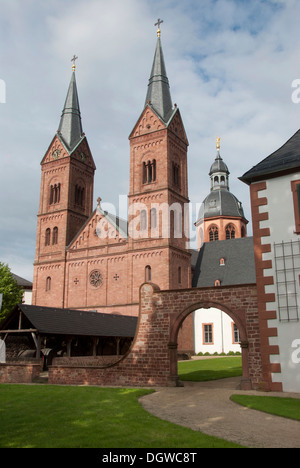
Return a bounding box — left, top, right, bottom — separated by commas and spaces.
0, 361, 42, 384
49, 282, 264, 390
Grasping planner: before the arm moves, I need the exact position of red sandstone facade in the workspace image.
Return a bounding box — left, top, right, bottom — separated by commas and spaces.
32, 45, 191, 317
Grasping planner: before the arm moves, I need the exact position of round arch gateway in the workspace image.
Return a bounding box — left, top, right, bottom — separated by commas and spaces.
167, 286, 262, 388
140, 282, 263, 390
48, 283, 264, 390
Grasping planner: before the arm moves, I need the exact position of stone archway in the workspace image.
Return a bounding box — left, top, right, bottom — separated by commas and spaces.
48, 282, 264, 390
139, 281, 263, 390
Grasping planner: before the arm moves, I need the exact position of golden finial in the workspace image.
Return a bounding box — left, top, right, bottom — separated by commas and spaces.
71, 54, 78, 71
155, 18, 163, 37
216, 137, 221, 150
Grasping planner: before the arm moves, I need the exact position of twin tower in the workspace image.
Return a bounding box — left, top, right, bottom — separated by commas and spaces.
32, 24, 247, 315
32, 25, 192, 315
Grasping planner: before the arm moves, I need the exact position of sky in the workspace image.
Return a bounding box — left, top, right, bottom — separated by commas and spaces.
1, 0, 300, 282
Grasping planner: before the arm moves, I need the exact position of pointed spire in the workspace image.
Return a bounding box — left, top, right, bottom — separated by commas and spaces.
58, 58, 83, 152
145, 20, 173, 122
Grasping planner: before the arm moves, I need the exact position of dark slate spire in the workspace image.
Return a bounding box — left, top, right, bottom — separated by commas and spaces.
58, 63, 83, 152
145, 23, 173, 122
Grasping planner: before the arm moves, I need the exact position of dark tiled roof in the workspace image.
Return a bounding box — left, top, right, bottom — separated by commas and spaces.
1, 304, 137, 338
12, 274, 32, 288
192, 237, 256, 288
201, 189, 245, 219
240, 129, 300, 184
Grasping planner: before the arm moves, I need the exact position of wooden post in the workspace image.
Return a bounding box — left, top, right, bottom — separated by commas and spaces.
116, 337, 120, 356
36, 334, 41, 360
67, 338, 72, 357
92, 337, 99, 356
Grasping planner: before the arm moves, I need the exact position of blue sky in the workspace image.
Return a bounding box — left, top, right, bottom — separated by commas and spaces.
1, 0, 300, 281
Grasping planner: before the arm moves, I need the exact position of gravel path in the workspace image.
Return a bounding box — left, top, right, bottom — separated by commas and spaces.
140, 377, 300, 448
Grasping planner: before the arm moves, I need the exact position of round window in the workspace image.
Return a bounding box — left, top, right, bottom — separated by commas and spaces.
89, 270, 103, 288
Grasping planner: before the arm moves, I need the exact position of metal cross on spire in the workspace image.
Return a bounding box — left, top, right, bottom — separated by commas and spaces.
155, 18, 163, 37
71, 54, 78, 71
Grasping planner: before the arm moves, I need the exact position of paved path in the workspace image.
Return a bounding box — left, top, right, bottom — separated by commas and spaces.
140, 377, 300, 448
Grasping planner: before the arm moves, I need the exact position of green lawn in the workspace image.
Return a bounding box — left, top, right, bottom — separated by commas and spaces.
1, 357, 298, 448
0, 384, 242, 448
178, 356, 243, 382
231, 395, 300, 421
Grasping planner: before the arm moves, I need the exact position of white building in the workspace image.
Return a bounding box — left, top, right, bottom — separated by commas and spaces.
12, 274, 32, 305
241, 128, 300, 392
194, 308, 241, 355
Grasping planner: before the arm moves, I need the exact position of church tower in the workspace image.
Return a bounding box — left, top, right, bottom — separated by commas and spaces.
32, 59, 96, 307
196, 138, 248, 249
128, 21, 191, 290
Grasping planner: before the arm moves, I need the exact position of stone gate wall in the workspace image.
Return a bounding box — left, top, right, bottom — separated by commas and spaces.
49, 282, 264, 390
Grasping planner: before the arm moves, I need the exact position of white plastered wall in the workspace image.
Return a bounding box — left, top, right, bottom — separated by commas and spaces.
194, 308, 241, 355
258, 173, 300, 392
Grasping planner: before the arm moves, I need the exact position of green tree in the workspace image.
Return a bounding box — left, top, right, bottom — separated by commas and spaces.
0, 263, 23, 322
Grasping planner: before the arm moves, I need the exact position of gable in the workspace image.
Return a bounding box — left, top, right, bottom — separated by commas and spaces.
67, 207, 128, 251
167, 108, 189, 146
41, 134, 68, 165
129, 105, 167, 139
41, 134, 96, 170
70, 137, 96, 170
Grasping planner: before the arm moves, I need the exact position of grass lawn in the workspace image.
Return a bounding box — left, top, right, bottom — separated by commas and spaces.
0, 384, 243, 448
230, 395, 300, 421
178, 356, 242, 382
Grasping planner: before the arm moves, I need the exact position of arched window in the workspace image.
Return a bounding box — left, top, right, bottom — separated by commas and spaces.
209, 225, 219, 242
145, 265, 151, 282
143, 162, 147, 184
45, 228, 51, 246
46, 276, 51, 291
172, 162, 180, 187
140, 210, 147, 231
152, 160, 156, 182
226, 224, 236, 240
150, 208, 157, 229
143, 160, 156, 184
215, 279, 221, 287
50, 183, 61, 205
174, 209, 182, 236
52, 227, 58, 245
220, 258, 225, 266
75, 185, 85, 207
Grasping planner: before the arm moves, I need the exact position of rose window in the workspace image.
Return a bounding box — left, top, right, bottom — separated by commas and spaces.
89, 270, 103, 288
